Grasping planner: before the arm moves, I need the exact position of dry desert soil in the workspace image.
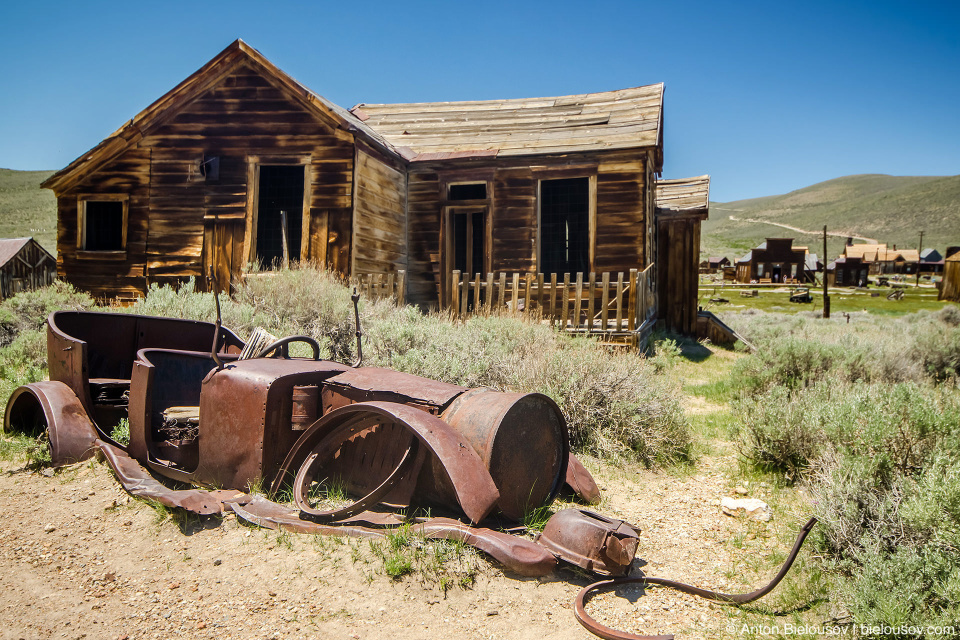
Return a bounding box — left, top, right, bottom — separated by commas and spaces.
0, 455, 812, 640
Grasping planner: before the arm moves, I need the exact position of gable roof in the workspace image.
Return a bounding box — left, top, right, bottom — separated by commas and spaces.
844, 243, 886, 261
42, 39, 391, 193
0, 237, 53, 268
353, 83, 664, 164
655, 175, 710, 217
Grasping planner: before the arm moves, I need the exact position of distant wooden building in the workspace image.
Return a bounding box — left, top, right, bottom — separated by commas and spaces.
699, 256, 729, 273
735, 238, 814, 284
826, 255, 870, 287
0, 237, 56, 300
919, 248, 943, 275
43, 39, 706, 333
655, 176, 710, 334
843, 243, 919, 276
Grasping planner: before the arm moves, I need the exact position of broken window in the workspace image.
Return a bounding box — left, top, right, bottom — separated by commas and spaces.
540, 177, 589, 275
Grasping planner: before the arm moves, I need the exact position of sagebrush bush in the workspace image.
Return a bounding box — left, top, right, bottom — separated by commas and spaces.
722, 305, 960, 387
0, 280, 92, 347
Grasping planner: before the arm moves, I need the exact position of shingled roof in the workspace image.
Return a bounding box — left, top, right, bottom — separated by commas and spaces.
352, 84, 664, 163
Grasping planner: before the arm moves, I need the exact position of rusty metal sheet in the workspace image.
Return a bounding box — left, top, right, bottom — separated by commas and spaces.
566, 453, 601, 505
231, 497, 556, 577
324, 367, 467, 409
4, 381, 100, 466
97, 439, 248, 515
418, 518, 557, 577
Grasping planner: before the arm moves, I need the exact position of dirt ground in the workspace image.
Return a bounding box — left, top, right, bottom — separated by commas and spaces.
0, 435, 810, 640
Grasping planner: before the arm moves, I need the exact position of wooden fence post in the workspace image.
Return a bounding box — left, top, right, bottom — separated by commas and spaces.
451, 270, 461, 318
628, 268, 638, 331
587, 272, 596, 332
536, 273, 544, 314
397, 269, 406, 305
549, 273, 558, 323
601, 272, 610, 331
485, 272, 494, 314
573, 273, 584, 330
615, 272, 624, 330
498, 273, 506, 309
511, 273, 520, 313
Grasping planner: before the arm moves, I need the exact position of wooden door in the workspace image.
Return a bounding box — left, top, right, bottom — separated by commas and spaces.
201, 221, 244, 293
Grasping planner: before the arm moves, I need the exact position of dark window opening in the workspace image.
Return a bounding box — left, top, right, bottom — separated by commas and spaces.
256, 166, 304, 267
540, 177, 589, 275
84, 201, 124, 251
449, 183, 487, 201
451, 211, 485, 276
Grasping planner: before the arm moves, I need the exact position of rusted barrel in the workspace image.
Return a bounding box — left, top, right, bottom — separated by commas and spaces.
440, 388, 568, 520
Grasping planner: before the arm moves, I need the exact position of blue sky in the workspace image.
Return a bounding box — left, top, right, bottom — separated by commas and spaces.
1, 0, 957, 202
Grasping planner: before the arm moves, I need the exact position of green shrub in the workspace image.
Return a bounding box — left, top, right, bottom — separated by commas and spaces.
0, 280, 92, 347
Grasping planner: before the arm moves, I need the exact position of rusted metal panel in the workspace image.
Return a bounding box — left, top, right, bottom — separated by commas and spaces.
98, 439, 247, 515
4, 381, 99, 466
275, 401, 500, 524
323, 367, 467, 411
196, 358, 350, 490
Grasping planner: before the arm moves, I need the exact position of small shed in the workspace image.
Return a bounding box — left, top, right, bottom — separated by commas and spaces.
940, 253, 960, 303
655, 175, 710, 334
0, 237, 57, 299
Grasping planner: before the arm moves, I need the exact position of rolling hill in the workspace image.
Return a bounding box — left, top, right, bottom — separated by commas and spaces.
702, 174, 960, 262
0, 168, 56, 253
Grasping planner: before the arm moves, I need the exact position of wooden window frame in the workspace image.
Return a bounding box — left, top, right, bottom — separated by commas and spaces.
76, 194, 128, 258
535, 173, 596, 274
441, 178, 493, 277
244, 155, 312, 266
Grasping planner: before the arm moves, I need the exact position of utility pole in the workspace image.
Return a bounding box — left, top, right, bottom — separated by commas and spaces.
916, 230, 924, 287
822, 225, 830, 318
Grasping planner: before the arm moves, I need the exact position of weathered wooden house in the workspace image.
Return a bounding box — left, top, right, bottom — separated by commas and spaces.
940, 253, 960, 303
0, 237, 56, 300
43, 39, 705, 334
842, 243, 919, 276
654, 176, 709, 334
735, 238, 814, 284
826, 255, 870, 287
699, 256, 729, 272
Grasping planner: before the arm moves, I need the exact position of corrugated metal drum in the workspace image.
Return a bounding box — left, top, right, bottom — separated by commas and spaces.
441, 388, 568, 520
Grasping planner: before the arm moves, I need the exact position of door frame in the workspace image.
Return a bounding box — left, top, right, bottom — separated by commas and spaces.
244, 155, 312, 267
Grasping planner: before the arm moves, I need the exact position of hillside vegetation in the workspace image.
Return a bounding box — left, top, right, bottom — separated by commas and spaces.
703, 174, 960, 261
0, 169, 56, 253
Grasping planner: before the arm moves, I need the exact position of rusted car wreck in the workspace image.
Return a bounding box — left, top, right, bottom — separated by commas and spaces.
4, 301, 814, 640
